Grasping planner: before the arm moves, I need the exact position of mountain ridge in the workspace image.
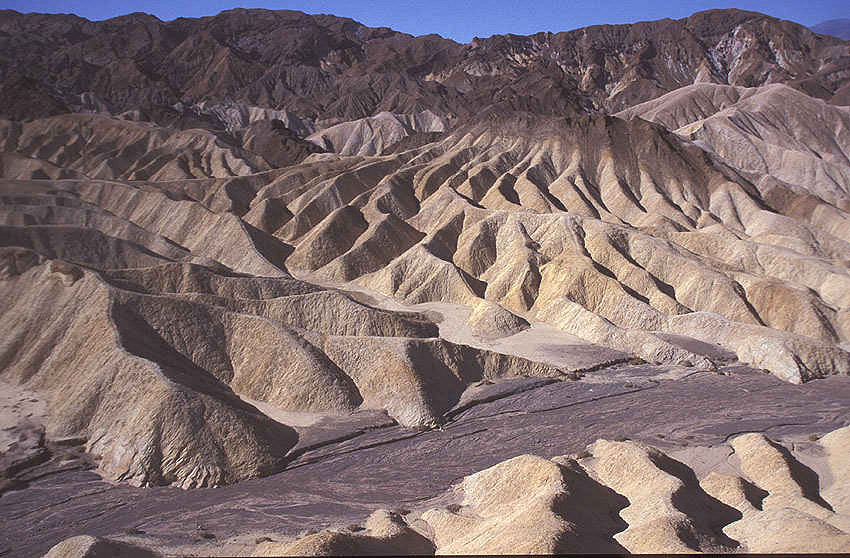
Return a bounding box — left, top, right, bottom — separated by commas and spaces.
812, 18, 850, 40
2, 7, 849, 126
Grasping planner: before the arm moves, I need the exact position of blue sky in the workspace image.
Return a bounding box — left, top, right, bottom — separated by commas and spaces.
1, 0, 847, 43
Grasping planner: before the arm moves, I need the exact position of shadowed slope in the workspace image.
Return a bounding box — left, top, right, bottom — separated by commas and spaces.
0, 115, 272, 181
619, 83, 850, 207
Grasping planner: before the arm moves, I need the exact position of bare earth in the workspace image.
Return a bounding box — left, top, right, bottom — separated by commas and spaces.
1, 6, 850, 557
2, 365, 849, 556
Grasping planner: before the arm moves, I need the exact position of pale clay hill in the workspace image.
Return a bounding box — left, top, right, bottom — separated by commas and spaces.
306, 110, 446, 156
1, 7, 850, 558
268, 427, 850, 555
6, 90, 850, 386
0, 246, 570, 488
42, 425, 850, 556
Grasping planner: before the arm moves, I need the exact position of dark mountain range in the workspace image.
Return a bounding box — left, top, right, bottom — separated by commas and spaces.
812, 18, 850, 40
1, 8, 849, 126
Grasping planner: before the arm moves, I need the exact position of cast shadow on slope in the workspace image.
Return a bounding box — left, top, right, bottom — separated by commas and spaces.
110, 300, 302, 417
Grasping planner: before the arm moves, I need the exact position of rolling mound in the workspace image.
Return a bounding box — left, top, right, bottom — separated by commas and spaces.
619, 83, 850, 206
40, 422, 850, 555
0, 115, 272, 180
2, 79, 849, 498
222, 107, 850, 383
0, 248, 571, 488
0, 156, 576, 491
306, 111, 446, 156
242, 425, 850, 555
0, 114, 327, 182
